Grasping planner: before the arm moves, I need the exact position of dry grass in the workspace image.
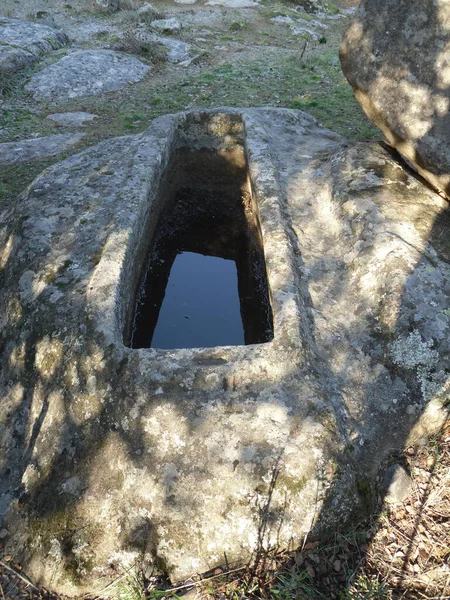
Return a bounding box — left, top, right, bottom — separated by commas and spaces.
0, 73, 13, 96
361, 419, 450, 599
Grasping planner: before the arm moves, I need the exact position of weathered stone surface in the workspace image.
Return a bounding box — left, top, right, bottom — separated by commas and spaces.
291, 25, 320, 40
150, 18, 182, 33
340, 0, 450, 198
0, 18, 69, 75
206, 0, 259, 7
121, 29, 191, 63
271, 15, 327, 40
0, 108, 449, 596
156, 35, 191, 62
381, 465, 412, 505
24, 50, 150, 102
47, 112, 98, 127
94, 0, 119, 12
64, 20, 120, 44
138, 2, 158, 14
0, 133, 85, 166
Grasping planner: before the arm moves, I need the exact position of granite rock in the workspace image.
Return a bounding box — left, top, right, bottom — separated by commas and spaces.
47, 112, 98, 128
340, 0, 450, 198
121, 28, 191, 63
0, 108, 448, 596
0, 133, 85, 166
25, 49, 150, 102
150, 18, 182, 33
0, 18, 69, 75
381, 464, 412, 505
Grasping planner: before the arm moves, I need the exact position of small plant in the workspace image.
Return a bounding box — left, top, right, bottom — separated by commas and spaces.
113, 567, 184, 600
271, 563, 317, 599
347, 574, 392, 599
0, 72, 13, 96
229, 20, 248, 32
115, 569, 148, 600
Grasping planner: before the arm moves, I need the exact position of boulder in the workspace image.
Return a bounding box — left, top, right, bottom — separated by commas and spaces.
47, 112, 98, 128
121, 28, 191, 63
0, 108, 449, 596
138, 2, 158, 14
150, 18, 182, 34
0, 133, 85, 166
381, 465, 412, 505
340, 0, 450, 198
154, 36, 190, 62
24, 50, 150, 102
0, 18, 69, 75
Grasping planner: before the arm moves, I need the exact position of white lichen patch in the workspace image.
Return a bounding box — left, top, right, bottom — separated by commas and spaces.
390, 330, 438, 370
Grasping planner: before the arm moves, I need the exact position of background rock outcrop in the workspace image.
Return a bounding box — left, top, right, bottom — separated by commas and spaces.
24, 50, 150, 101
0, 18, 69, 75
340, 0, 450, 198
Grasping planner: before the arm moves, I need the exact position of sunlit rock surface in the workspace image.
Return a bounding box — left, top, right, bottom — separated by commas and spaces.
0, 108, 449, 595
0, 133, 85, 166
0, 17, 69, 75
24, 50, 150, 102
340, 0, 450, 198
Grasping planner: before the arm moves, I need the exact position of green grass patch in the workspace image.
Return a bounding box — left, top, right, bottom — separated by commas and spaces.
59, 47, 378, 142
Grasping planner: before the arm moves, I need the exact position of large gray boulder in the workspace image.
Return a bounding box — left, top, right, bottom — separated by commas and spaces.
0, 18, 69, 75
340, 0, 450, 198
47, 112, 98, 128
0, 108, 449, 595
0, 133, 85, 166
25, 50, 150, 102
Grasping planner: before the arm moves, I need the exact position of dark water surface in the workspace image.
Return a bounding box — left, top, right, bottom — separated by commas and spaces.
129, 147, 273, 350
151, 252, 244, 349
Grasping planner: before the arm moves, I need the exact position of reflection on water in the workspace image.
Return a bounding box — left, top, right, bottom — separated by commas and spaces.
129, 147, 273, 350
151, 252, 244, 349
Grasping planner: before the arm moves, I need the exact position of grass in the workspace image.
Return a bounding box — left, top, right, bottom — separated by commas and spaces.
58, 49, 377, 140
0, 160, 60, 212
0, 2, 377, 208
0, 42, 377, 207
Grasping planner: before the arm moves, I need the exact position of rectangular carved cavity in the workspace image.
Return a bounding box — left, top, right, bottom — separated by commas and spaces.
127, 133, 273, 350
